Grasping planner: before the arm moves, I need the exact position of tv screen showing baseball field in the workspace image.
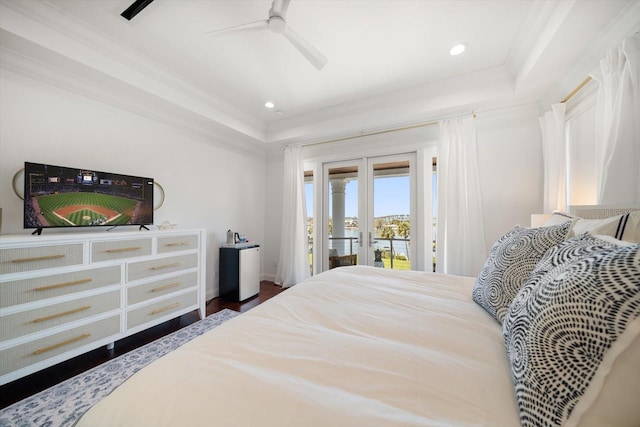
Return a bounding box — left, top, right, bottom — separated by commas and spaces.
24, 162, 154, 229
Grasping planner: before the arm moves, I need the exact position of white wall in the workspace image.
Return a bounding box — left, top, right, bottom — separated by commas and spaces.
0, 67, 544, 288
263, 151, 284, 281
0, 70, 267, 299
262, 104, 543, 280
476, 105, 543, 247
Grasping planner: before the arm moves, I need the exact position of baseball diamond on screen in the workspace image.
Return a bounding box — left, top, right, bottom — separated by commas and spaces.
23, 162, 153, 229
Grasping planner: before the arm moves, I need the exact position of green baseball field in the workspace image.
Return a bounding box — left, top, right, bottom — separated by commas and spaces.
33, 192, 138, 227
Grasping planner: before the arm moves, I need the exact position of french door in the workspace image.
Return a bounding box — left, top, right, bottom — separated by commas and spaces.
322, 153, 416, 271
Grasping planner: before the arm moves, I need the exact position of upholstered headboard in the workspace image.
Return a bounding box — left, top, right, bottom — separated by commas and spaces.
568, 205, 640, 219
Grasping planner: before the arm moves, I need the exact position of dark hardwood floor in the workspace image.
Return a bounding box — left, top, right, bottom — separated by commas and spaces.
0, 280, 284, 410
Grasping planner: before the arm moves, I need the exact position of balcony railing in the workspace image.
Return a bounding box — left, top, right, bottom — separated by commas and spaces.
308, 236, 411, 270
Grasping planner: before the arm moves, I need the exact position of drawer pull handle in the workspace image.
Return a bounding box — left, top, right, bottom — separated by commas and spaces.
150, 262, 181, 271
151, 302, 180, 315
12, 254, 65, 263
150, 282, 181, 293
165, 242, 189, 247
106, 246, 142, 253
32, 306, 91, 323
32, 333, 91, 355
34, 278, 92, 292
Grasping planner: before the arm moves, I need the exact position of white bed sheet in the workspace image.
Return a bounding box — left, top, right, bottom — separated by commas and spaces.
77, 266, 520, 426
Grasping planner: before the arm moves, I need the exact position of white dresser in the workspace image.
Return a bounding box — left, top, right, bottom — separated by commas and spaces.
0, 228, 206, 385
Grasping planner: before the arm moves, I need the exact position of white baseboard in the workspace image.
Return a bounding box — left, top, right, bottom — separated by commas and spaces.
262, 273, 276, 283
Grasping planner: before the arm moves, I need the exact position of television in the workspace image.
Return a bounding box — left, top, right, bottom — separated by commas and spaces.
23, 161, 154, 232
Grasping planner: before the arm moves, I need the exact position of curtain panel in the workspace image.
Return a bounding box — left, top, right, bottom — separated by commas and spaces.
275, 146, 311, 287
436, 117, 486, 276
539, 103, 567, 213
590, 33, 640, 205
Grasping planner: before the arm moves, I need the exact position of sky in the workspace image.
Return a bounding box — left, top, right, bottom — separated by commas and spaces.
305, 176, 411, 218
305, 173, 438, 219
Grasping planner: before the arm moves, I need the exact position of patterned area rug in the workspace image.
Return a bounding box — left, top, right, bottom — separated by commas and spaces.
0, 309, 239, 427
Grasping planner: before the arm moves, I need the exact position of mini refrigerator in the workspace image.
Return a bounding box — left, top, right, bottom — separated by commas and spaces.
219, 245, 260, 301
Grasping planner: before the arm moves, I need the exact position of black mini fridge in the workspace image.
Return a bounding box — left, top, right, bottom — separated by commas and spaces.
219, 245, 260, 301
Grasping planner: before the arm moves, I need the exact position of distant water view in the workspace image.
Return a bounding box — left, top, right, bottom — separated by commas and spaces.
305, 172, 416, 269
330, 224, 410, 258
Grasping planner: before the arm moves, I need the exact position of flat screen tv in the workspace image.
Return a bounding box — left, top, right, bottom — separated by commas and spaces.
24, 161, 154, 232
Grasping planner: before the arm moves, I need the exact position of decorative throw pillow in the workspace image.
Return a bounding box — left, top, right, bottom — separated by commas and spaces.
521, 233, 617, 287
472, 221, 573, 323
502, 235, 640, 427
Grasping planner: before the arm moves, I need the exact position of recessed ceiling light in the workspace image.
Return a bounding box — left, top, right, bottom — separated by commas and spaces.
265, 101, 275, 109
449, 43, 468, 56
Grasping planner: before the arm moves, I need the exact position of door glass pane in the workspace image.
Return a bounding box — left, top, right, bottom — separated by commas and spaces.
432, 157, 437, 272
305, 172, 313, 275
372, 161, 410, 270
327, 165, 359, 269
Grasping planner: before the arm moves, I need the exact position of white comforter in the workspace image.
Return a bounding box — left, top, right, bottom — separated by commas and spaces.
77, 266, 520, 426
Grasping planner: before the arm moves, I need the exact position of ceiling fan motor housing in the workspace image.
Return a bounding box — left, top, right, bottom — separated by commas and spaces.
268, 16, 287, 33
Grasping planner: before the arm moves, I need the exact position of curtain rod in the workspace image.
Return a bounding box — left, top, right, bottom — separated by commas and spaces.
560, 29, 640, 104
560, 76, 593, 104
300, 121, 438, 148
297, 111, 476, 148
297, 74, 593, 149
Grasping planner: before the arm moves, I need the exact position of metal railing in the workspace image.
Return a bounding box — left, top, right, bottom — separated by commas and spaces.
373, 237, 410, 269
308, 236, 411, 270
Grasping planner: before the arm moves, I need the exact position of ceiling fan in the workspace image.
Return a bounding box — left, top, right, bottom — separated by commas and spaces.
120, 0, 154, 21
206, 0, 328, 70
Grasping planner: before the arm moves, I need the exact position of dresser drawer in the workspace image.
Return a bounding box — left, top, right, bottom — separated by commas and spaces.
127, 272, 197, 305
127, 291, 197, 330
0, 315, 120, 376
0, 244, 84, 275
157, 234, 199, 254
127, 253, 198, 282
0, 266, 121, 308
1, 291, 120, 341
90, 238, 152, 263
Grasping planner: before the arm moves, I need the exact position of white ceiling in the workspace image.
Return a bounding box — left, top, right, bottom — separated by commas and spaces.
1, 0, 639, 149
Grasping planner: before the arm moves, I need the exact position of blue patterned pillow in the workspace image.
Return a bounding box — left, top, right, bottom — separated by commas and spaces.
472, 221, 572, 323
503, 235, 640, 427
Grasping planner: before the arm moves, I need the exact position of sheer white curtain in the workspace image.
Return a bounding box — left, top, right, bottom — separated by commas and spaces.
590, 33, 640, 204
539, 103, 567, 213
436, 117, 486, 276
275, 146, 311, 288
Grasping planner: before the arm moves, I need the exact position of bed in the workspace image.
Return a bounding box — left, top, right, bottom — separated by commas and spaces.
76, 208, 640, 427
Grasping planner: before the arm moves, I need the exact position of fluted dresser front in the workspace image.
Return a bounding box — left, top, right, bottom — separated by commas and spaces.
0, 229, 206, 385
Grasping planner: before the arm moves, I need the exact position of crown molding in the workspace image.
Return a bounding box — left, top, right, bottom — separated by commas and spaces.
0, 0, 268, 150
265, 66, 520, 145
0, 33, 267, 159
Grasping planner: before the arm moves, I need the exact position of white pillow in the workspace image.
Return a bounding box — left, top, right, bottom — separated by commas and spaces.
571, 323, 640, 427
544, 211, 574, 226
545, 210, 640, 243
621, 210, 639, 243
592, 234, 634, 247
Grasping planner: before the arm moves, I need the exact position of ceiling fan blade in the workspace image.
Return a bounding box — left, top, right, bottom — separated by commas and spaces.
282, 26, 328, 70
271, 0, 290, 17
121, 0, 154, 20
205, 20, 268, 36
